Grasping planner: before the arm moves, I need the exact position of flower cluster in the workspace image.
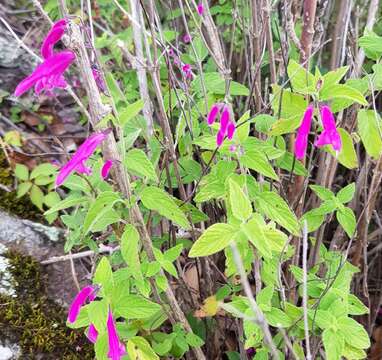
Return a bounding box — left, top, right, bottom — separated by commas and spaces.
207, 103, 236, 147
295, 104, 342, 160
14, 19, 75, 97
67, 286, 126, 360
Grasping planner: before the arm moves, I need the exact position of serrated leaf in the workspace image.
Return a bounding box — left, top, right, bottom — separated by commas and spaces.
357, 109, 382, 159
93, 257, 114, 295
310, 185, 335, 201
241, 150, 279, 180
327, 128, 358, 169
254, 191, 300, 235
336, 183, 355, 204
127, 336, 159, 360
241, 215, 272, 258
229, 179, 252, 222
338, 317, 370, 349
119, 99, 144, 125
115, 294, 161, 319
336, 207, 356, 237
320, 84, 367, 105
287, 59, 316, 94
44, 194, 88, 215
125, 148, 158, 182
323, 329, 344, 360
140, 186, 190, 229
189, 223, 236, 257
120, 225, 142, 282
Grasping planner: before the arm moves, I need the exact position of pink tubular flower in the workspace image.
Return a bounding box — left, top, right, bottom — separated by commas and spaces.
197, 2, 204, 15
183, 34, 191, 43
219, 106, 230, 134
86, 324, 99, 344
207, 104, 220, 125
41, 19, 67, 59
295, 105, 314, 160
101, 160, 113, 179
67, 285, 97, 323
55, 129, 110, 186
227, 122, 236, 140
107, 309, 126, 360
216, 130, 225, 147
14, 50, 75, 97
315, 105, 342, 152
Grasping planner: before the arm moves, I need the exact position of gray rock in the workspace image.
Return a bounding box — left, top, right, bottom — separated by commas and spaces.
0, 243, 15, 297
0, 342, 21, 360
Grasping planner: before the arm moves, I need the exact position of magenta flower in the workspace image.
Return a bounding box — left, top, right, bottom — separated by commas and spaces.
67, 285, 97, 323
55, 129, 110, 186
315, 105, 342, 152
86, 324, 99, 344
14, 50, 75, 97
227, 122, 236, 140
41, 19, 67, 59
107, 309, 126, 360
216, 130, 225, 147
101, 160, 113, 179
295, 105, 314, 160
183, 34, 191, 43
182, 64, 193, 79
197, 2, 204, 15
219, 106, 230, 134
207, 104, 221, 125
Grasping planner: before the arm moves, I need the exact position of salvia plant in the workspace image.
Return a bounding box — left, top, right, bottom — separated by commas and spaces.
5, 0, 382, 359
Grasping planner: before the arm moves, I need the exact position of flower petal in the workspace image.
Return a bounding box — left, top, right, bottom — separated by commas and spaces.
67, 285, 96, 323
294, 105, 313, 160
216, 129, 225, 147
86, 324, 99, 344
101, 160, 113, 179
227, 122, 236, 140
41, 19, 67, 59
107, 309, 126, 360
207, 104, 220, 125
219, 106, 230, 134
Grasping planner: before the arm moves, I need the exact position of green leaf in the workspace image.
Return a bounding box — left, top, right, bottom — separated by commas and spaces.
336, 207, 356, 237
271, 85, 307, 120
336, 183, 355, 204
254, 191, 300, 235
125, 148, 158, 181
357, 109, 382, 159
44, 194, 88, 216
323, 329, 345, 360
119, 99, 144, 126
127, 336, 159, 360
265, 308, 293, 328
338, 317, 370, 349
241, 215, 272, 258
327, 128, 358, 169
185, 333, 205, 347
359, 31, 382, 60
348, 294, 369, 316
4, 130, 22, 146
140, 186, 190, 229
93, 257, 114, 295
30, 184, 44, 210
44, 191, 61, 207
310, 185, 335, 201
342, 345, 367, 360
321, 66, 349, 90
105, 72, 126, 104
189, 223, 236, 257
287, 59, 316, 94
256, 286, 274, 311
30, 163, 57, 179
269, 117, 301, 136
229, 179, 252, 222
86, 300, 108, 332
17, 181, 32, 198
240, 150, 279, 180
115, 294, 161, 319
83, 191, 121, 235
121, 225, 142, 281
14, 164, 29, 181
320, 84, 367, 105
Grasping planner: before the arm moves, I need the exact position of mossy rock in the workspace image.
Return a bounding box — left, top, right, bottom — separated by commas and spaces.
0, 250, 94, 359
0, 151, 42, 222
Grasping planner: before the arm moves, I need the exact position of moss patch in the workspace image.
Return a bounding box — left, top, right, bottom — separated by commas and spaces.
0, 250, 94, 359
0, 152, 42, 222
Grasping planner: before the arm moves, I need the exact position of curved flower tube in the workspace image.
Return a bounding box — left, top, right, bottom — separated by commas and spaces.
55, 129, 110, 186
295, 105, 314, 160
207, 104, 221, 125
67, 285, 97, 324
41, 19, 67, 59
14, 50, 75, 97
107, 309, 126, 360
227, 122, 236, 140
315, 105, 342, 152
197, 2, 204, 15
219, 106, 230, 134
86, 324, 99, 344
101, 160, 114, 179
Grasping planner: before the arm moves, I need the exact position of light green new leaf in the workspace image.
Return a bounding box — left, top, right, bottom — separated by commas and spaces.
310, 185, 335, 201
241, 150, 279, 180
338, 317, 370, 349
357, 109, 382, 159
336, 207, 356, 237
44, 194, 88, 216
320, 84, 367, 105
321, 66, 349, 90
93, 257, 114, 295
241, 215, 272, 258
229, 179, 252, 222
254, 191, 300, 235
125, 148, 158, 182
115, 294, 161, 319
336, 183, 355, 204
14, 164, 29, 181
127, 336, 159, 360
140, 186, 190, 229
30, 184, 44, 210
327, 128, 358, 169
287, 59, 316, 94
121, 225, 142, 282
323, 329, 344, 360
17, 181, 32, 198
189, 223, 236, 257
119, 99, 144, 126
30, 163, 57, 179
